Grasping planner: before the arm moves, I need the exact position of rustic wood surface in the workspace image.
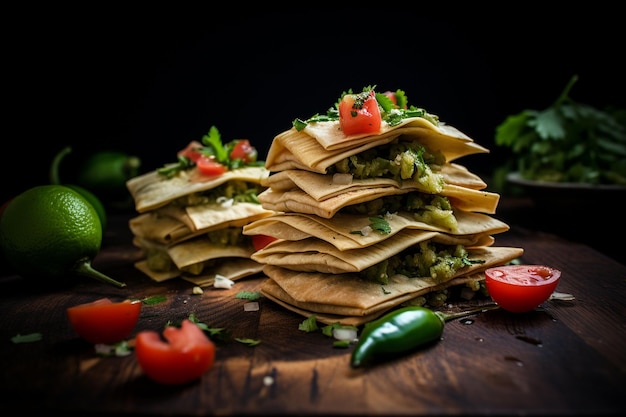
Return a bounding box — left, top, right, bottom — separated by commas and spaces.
0, 200, 624, 416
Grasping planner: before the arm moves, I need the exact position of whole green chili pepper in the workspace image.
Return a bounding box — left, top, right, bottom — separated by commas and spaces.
350, 304, 499, 368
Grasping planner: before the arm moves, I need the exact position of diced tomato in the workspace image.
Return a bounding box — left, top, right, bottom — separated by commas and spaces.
196, 155, 227, 177
252, 234, 277, 251
383, 91, 398, 105
177, 140, 204, 162
382, 90, 408, 109
67, 298, 142, 344
230, 139, 258, 163
339, 90, 382, 136
484, 265, 561, 313
135, 319, 216, 385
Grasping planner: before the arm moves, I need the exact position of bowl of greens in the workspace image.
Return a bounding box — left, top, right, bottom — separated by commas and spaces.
493, 75, 626, 211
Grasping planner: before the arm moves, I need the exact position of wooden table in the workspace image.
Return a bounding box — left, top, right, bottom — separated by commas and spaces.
1, 199, 625, 416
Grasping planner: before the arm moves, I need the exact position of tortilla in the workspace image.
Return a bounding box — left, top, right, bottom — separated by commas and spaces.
257, 182, 500, 218
126, 165, 269, 213
130, 202, 274, 245
265, 118, 489, 173
252, 229, 499, 274
260, 246, 524, 325
244, 210, 509, 251
181, 259, 264, 287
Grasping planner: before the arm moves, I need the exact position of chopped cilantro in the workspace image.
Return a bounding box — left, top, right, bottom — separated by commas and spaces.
350, 216, 391, 236
292, 86, 439, 131
298, 315, 319, 332
333, 340, 351, 348
157, 126, 265, 178
235, 291, 263, 300
235, 338, 261, 346
140, 295, 168, 305
11, 333, 42, 344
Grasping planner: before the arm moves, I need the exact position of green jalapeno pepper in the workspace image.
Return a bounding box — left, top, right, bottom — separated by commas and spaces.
350, 304, 499, 368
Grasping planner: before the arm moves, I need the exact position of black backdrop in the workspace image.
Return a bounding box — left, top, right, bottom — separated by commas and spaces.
4, 6, 625, 204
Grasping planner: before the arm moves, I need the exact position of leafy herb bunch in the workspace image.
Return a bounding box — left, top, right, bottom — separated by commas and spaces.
494, 75, 626, 187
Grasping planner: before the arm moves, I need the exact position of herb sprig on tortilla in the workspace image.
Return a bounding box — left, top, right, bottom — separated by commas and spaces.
157, 126, 265, 179
292, 86, 440, 131
494, 75, 626, 186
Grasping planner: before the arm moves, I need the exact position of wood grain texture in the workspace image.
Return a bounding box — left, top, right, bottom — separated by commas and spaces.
0, 209, 624, 415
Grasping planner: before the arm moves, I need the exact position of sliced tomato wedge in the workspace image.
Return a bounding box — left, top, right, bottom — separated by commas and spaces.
135, 319, 216, 385
177, 140, 204, 162
67, 298, 142, 344
484, 265, 561, 313
230, 139, 258, 163
252, 234, 278, 251
382, 90, 408, 109
196, 155, 227, 177
339, 90, 382, 136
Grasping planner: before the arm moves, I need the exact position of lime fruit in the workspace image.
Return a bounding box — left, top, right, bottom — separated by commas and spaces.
65, 184, 107, 231
49, 146, 108, 230
0, 184, 125, 288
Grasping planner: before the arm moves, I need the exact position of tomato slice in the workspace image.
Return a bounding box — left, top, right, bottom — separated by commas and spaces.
339, 90, 382, 136
177, 140, 204, 162
196, 155, 227, 177
135, 319, 216, 385
251, 234, 277, 251
230, 139, 258, 163
484, 265, 561, 313
67, 298, 142, 344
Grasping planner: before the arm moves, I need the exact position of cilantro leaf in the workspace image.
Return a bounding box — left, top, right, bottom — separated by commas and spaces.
11, 333, 42, 344
298, 315, 319, 332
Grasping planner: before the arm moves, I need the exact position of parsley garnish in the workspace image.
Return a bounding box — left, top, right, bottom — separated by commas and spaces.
292, 86, 439, 131
350, 216, 391, 235
157, 125, 264, 178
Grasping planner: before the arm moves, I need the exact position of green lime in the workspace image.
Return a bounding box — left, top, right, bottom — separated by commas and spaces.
65, 184, 107, 231
49, 146, 108, 230
0, 185, 125, 288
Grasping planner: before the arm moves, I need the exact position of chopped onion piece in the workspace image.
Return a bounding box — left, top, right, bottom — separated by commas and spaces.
192, 286, 204, 295
360, 225, 373, 236
549, 292, 576, 301
333, 327, 358, 342
214, 274, 235, 289
216, 196, 234, 207
244, 302, 260, 312
332, 173, 353, 185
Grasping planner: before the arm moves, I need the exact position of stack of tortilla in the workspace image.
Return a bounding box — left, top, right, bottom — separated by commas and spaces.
243, 109, 524, 325
126, 157, 273, 287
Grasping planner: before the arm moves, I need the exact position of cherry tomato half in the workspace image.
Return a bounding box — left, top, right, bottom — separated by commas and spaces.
135, 319, 216, 385
252, 234, 278, 251
196, 155, 227, 177
230, 139, 258, 163
339, 90, 382, 136
67, 298, 142, 344
177, 140, 204, 162
484, 265, 561, 313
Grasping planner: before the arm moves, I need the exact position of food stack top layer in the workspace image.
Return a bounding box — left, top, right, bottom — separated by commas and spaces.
243, 87, 524, 325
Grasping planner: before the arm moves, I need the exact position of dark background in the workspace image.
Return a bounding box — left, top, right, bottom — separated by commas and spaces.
4, 6, 625, 204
